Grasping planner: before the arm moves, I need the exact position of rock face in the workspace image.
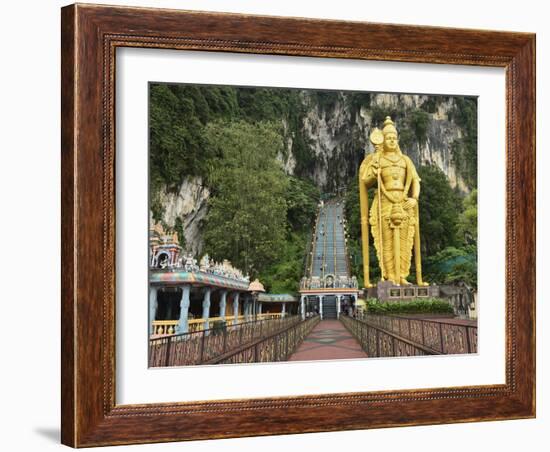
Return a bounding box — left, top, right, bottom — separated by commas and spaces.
156, 177, 210, 254
287, 92, 472, 193
154, 92, 475, 253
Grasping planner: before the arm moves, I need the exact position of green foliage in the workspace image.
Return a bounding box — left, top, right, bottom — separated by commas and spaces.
348, 92, 372, 116
291, 131, 316, 178
315, 91, 340, 111
449, 97, 478, 187
366, 298, 454, 314
174, 217, 186, 250
457, 189, 477, 245
202, 120, 288, 278
396, 127, 414, 153
255, 177, 319, 293
149, 84, 239, 194
237, 88, 291, 122
424, 246, 477, 289
370, 105, 389, 126
409, 109, 430, 145
285, 176, 320, 231
417, 165, 463, 256
259, 231, 309, 293
421, 97, 438, 113
150, 191, 164, 223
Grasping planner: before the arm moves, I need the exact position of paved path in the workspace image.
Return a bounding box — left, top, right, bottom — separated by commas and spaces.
288, 319, 367, 362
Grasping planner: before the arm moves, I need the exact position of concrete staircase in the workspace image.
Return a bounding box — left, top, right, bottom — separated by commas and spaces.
322, 296, 337, 319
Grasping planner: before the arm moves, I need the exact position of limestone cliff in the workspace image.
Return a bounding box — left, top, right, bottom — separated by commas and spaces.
155, 177, 210, 254
153, 91, 475, 253
276, 92, 474, 193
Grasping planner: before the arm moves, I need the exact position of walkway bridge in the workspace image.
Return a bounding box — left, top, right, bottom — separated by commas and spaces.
299, 198, 360, 320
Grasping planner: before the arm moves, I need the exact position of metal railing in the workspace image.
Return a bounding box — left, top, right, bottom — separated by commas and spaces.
340, 315, 441, 357
151, 313, 284, 336
358, 313, 477, 354
210, 315, 320, 364
305, 213, 318, 278
149, 315, 301, 367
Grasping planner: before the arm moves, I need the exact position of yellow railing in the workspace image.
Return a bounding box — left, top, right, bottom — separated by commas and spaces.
151, 313, 284, 336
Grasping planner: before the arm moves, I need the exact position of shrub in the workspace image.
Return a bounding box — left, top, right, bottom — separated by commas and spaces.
365, 298, 454, 315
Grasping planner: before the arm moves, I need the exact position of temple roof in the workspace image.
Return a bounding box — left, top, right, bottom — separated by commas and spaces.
248, 279, 266, 293
150, 270, 249, 291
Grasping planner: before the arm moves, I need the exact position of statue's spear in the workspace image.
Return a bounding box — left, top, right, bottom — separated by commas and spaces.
359, 160, 371, 288
370, 128, 385, 283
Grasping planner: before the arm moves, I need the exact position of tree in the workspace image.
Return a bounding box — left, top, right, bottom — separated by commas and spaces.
285, 176, 320, 231
423, 246, 477, 289
417, 165, 463, 257
457, 189, 477, 246
202, 120, 289, 278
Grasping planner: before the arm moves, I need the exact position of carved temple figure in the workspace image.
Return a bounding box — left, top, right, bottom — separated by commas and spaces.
359, 116, 428, 287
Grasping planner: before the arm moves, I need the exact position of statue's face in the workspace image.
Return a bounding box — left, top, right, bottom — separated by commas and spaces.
384, 132, 398, 150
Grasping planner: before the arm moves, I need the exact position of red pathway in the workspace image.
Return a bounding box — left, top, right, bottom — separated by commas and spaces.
288, 320, 368, 362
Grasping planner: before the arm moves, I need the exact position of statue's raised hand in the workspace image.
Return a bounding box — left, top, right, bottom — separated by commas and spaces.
403, 197, 417, 210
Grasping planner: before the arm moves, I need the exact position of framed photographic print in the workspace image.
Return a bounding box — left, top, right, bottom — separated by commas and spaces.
61, 3, 535, 447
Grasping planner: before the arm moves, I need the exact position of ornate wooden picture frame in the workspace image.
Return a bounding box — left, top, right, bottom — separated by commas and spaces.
61, 3, 535, 447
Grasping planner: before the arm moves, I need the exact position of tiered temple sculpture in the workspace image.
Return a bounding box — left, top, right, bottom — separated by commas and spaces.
148, 222, 296, 336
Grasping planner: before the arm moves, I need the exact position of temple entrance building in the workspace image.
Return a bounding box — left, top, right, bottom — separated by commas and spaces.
299, 199, 360, 319
149, 223, 281, 337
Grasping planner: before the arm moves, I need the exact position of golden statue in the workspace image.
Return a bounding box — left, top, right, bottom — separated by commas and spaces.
359, 116, 428, 287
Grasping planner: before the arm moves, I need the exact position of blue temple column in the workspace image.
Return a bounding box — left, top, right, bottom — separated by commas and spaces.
258, 301, 262, 316
202, 287, 211, 331
149, 286, 158, 336
219, 290, 227, 321
244, 298, 250, 321
281, 302, 286, 318
177, 285, 191, 334
319, 295, 324, 319
336, 295, 341, 319
300, 295, 305, 320
232, 292, 240, 325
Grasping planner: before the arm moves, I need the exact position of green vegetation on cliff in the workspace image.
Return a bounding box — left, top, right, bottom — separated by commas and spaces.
449, 97, 478, 188
149, 83, 316, 197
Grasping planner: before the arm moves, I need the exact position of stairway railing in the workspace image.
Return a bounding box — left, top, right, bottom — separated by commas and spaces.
209, 315, 320, 364
340, 314, 442, 357
333, 206, 338, 275
322, 207, 328, 279
357, 313, 477, 355
149, 315, 302, 367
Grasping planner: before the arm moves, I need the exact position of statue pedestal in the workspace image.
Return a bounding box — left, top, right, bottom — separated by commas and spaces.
365, 280, 439, 302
